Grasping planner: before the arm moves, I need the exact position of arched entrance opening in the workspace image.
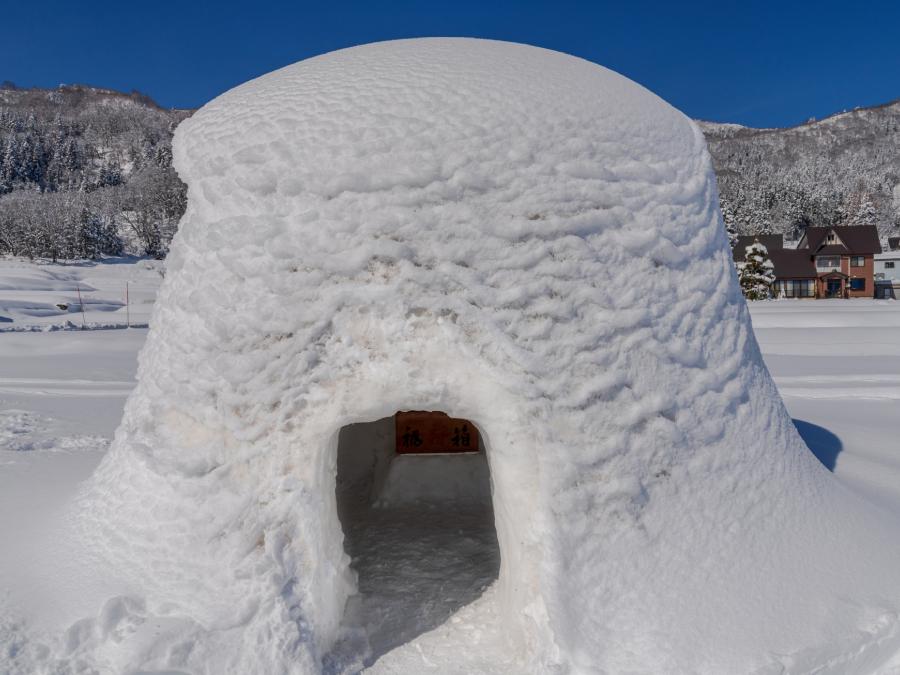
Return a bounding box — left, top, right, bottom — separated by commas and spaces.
326, 411, 500, 669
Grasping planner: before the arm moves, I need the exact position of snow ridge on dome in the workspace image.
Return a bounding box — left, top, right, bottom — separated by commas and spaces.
8, 38, 900, 674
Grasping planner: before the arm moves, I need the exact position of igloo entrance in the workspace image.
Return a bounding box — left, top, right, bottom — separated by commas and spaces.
330, 412, 500, 667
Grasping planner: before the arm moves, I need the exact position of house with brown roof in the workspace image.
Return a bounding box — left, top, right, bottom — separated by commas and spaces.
733, 234, 817, 298
797, 226, 882, 298
733, 234, 784, 256
732, 226, 882, 299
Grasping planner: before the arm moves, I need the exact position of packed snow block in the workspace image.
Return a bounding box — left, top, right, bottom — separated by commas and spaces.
335, 414, 490, 509
42, 39, 900, 674
334, 417, 395, 515
374, 453, 492, 507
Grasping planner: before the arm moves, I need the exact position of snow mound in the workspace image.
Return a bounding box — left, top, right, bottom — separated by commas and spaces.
9, 38, 900, 674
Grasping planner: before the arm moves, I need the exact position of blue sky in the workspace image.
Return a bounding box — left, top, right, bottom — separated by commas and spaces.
2, 0, 899, 128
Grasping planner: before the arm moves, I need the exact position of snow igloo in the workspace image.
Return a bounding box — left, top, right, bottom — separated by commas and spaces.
39, 39, 900, 674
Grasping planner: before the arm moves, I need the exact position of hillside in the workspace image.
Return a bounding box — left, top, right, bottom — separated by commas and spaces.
700, 100, 900, 241
0, 82, 190, 258
2, 81, 900, 259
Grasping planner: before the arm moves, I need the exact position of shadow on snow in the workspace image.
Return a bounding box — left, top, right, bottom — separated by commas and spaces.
793, 418, 843, 471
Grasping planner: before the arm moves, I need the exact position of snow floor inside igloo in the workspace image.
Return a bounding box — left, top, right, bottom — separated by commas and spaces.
325, 416, 501, 672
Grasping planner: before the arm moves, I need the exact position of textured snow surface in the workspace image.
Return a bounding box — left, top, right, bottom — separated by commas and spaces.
5, 38, 900, 673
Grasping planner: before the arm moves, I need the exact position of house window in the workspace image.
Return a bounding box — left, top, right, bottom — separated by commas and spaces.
816, 256, 840, 269
800, 279, 815, 297
850, 256, 865, 267
886, 262, 896, 269
781, 280, 814, 297
849, 278, 866, 291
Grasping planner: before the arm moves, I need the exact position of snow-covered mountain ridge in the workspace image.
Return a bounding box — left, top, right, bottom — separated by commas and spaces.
0, 83, 189, 258
700, 98, 900, 239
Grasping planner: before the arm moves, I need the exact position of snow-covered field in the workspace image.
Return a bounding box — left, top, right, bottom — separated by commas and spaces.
751, 299, 900, 514
2, 257, 900, 672
0, 256, 163, 331
0, 258, 162, 603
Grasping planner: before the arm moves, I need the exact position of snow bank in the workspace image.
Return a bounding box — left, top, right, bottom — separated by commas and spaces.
8, 38, 900, 674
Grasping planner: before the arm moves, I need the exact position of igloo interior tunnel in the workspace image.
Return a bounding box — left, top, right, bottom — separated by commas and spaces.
41, 38, 900, 674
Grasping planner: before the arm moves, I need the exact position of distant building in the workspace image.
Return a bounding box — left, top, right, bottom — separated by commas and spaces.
733, 226, 882, 299
875, 248, 900, 299
796, 226, 882, 298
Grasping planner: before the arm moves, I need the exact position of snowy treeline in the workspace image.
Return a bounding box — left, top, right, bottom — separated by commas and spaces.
3, 80, 900, 260
0, 83, 189, 259
700, 100, 900, 241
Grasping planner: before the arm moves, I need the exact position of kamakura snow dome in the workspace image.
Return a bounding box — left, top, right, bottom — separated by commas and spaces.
37, 38, 900, 674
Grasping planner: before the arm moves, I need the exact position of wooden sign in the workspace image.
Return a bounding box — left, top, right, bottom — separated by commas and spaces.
395, 411, 480, 454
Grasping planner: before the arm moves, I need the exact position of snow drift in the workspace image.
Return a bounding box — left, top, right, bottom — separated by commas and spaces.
10, 38, 900, 674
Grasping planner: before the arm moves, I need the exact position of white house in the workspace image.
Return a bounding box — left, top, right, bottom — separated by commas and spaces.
875, 250, 900, 298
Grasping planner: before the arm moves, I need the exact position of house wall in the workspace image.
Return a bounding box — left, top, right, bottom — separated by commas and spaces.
846, 255, 874, 298
875, 254, 900, 282
807, 255, 875, 298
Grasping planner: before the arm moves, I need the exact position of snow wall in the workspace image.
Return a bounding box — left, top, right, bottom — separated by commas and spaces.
26, 39, 900, 674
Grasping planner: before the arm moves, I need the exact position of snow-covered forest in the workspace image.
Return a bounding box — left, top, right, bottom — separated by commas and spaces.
0, 83, 189, 259
700, 99, 900, 241
2, 83, 900, 263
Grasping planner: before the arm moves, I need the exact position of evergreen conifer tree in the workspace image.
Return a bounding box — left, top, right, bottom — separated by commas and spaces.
738, 240, 775, 300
